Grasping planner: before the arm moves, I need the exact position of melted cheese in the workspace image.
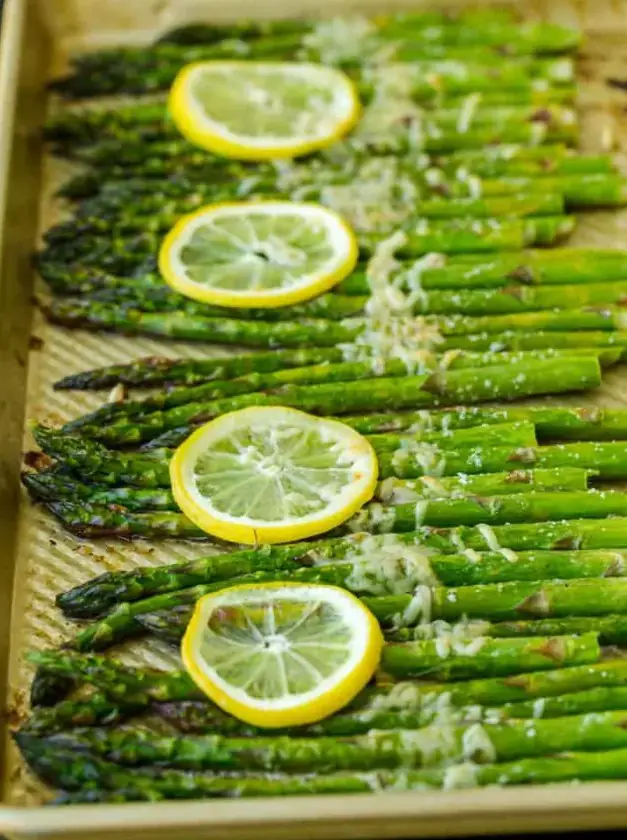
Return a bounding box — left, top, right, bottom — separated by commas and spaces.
392, 442, 447, 477
302, 16, 380, 64
476, 524, 517, 562
340, 232, 445, 375
342, 534, 439, 595
461, 723, 497, 763
443, 762, 479, 790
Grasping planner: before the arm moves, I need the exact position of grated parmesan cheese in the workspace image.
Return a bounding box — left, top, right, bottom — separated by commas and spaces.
339, 231, 444, 374
462, 723, 497, 763
302, 17, 380, 65
443, 762, 479, 790
341, 534, 439, 595
396, 583, 433, 628
456, 93, 482, 134
477, 524, 517, 562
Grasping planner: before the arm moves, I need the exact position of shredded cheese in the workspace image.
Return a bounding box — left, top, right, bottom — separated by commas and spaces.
477, 524, 517, 562
443, 762, 479, 790
339, 232, 445, 375
341, 534, 439, 595
462, 723, 497, 763
456, 93, 482, 133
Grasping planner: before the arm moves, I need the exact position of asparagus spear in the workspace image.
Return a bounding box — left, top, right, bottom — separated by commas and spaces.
380, 632, 600, 679
52, 45, 576, 98
48, 103, 578, 153
32, 745, 627, 802
26, 708, 627, 775
24, 466, 591, 513
58, 171, 626, 222
338, 406, 627, 440
49, 302, 627, 354
391, 615, 627, 646
64, 351, 608, 432
29, 418, 537, 503
72, 357, 602, 446
58, 142, 599, 199
42, 490, 627, 542
345, 490, 627, 534
19, 693, 140, 735
24, 676, 627, 741
46, 251, 627, 318
71, 280, 627, 321
44, 193, 567, 248
375, 468, 592, 503
27, 650, 627, 709
32, 426, 173, 487
54, 534, 623, 619
32, 430, 627, 492
38, 216, 575, 277
446, 329, 627, 354
59, 574, 627, 653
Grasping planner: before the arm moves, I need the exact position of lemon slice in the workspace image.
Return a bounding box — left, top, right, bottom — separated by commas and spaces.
169, 406, 378, 545
168, 60, 360, 159
182, 581, 384, 727
159, 200, 358, 308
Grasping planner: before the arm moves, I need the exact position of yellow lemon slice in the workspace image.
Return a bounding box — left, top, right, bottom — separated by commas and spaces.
159, 200, 358, 308
182, 581, 384, 727
169, 406, 378, 545
168, 60, 360, 159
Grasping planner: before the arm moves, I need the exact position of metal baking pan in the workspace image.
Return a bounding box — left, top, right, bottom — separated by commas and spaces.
3, 0, 627, 836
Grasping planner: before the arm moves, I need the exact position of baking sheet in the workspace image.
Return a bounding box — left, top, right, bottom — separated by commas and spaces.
4, 0, 627, 836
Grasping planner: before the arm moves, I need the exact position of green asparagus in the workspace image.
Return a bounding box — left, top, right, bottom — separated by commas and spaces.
32, 427, 627, 488
60, 574, 627, 653
26, 708, 627, 774
43, 490, 627, 541
72, 357, 602, 446
63, 352, 611, 432
26, 745, 627, 802
390, 615, 627, 646
23, 465, 591, 513
38, 216, 575, 276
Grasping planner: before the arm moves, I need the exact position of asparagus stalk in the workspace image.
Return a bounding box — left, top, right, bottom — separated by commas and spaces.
45, 513, 627, 620
49, 302, 627, 354
338, 406, 627, 440
19, 693, 139, 736
23, 677, 627, 741
58, 142, 600, 199
447, 330, 627, 353
64, 351, 608, 432
26, 708, 627, 775
54, 536, 623, 619
32, 426, 173, 487
74, 280, 627, 321
52, 45, 576, 98
31, 746, 627, 802
24, 466, 591, 514
32, 429, 627, 491
27, 650, 627, 710
38, 216, 575, 277
56, 171, 626, 221
44, 193, 567, 248
152, 686, 627, 737
42, 490, 627, 542
391, 615, 627, 646
72, 357, 602, 446
345, 490, 627, 534
47, 103, 579, 152
58, 573, 627, 654
375, 468, 591, 503
29, 418, 536, 505
46, 251, 627, 321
